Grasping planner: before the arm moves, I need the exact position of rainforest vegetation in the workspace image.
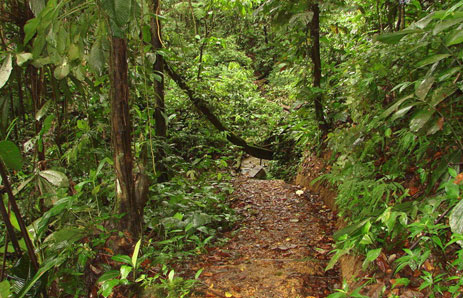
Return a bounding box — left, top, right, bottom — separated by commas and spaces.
0, 0, 463, 297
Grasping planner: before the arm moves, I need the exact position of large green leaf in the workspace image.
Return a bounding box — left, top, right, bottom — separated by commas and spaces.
433, 17, 463, 35
416, 54, 451, 68
415, 76, 435, 100
450, 199, 463, 246
409, 109, 434, 132
381, 94, 414, 119
16, 52, 33, 66
375, 29, 421, 44
391, 103, 416, 122
114, 0, 132, 27
0, 141, 23, 170
54, 59, 70, 80
429, 86, 457, 107
39, 170, 69, 188
29, 0, 46, 16
445, 28, 463, 46
0, 54, 13, 89
89, 39, 105, 75
0, 280, 10, 298
24, 18, 40, 45
35, 100, 51, 121
16, 256, 65, 298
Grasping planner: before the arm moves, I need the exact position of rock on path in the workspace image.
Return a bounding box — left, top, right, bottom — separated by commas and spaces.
188, 178, 340, 298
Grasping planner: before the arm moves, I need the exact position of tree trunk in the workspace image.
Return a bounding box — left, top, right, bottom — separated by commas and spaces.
149, 0, 168, 182
165, 64, 274, 160
110, 37, 141, 236
309, 2, 328, 133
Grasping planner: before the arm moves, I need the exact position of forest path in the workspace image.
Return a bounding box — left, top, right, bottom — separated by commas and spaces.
187, 177, 340, 298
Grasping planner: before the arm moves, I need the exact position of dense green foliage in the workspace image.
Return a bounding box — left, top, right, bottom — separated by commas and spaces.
0, 0, 463, 296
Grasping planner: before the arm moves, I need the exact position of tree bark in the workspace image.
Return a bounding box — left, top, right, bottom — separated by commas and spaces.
309, 2, 328, 133
165, 63, 274, 160
149, 0, 168, 182
110, 37, 141, 236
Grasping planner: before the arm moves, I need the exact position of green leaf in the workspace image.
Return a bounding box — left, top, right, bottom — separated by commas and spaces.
429, 86, 457, 107
35, 100, 51, 121
24, 18, 40, 45
120, 265, 132, 279
132, 239, 141, 267
32, 35, 46, 58
114, 0, 132, 27
391, 103, 416, 122
446, 28, 463, 46
433, 17, 463, 35
97, 270, 120, 283
416, 54, 451, 68
0, 141, 23, 170
445, 182, 459, 200
29, 0, 46, 16
381, 94, 414, 119
17, 256, 65, 298
449, 168, 458, 177
142, 25, 151, 43
0, 280, 10, 298
16, 52, 33, 66
438, 67, 461, 82
413, 13, 434, 29
450, 199, 463, 245
415, 76, 435, 100
39, 170, 69, 187
54, 59, 70, 80
362, 248, 382, 270
375, 29, 421, 44
0, 54, 13, 89
409, 109, 434, 132
100, 279, 120, 298
89, 39, 105, 75
112, 255, 132, 265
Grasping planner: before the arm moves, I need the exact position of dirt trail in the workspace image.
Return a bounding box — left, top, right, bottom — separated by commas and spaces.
188, 178, 340, 298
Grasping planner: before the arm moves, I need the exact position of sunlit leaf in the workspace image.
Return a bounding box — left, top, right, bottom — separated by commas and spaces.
16, 52, 33, 66
381, 94, 414, 119
450, 200, 463, 246
89, 39, 105, 75
35, 100, 51, 121
39, 170, 69, 188
54, 59, 70, 80
0, 54, 13, 89
0, 141, 23, 170
415, 76, 435, 100
97, 270, 119, 283
0, 280, 10, 298
409, 109, 434, 132
416, 54, 451, 68
112, 255, 132, 265
375, 29, 421, 44
446, 28, 463, 46
391, 103, 416, 121
433, 17, 463, 35
120, 265, 132, 279
429, 86, 457, 106
132, 239, 141, 267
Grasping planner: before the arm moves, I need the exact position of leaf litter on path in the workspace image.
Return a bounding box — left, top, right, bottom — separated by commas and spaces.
184, 177, 340, 298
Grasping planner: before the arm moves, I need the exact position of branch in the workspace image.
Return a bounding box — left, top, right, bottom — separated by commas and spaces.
165, 63, 274, 160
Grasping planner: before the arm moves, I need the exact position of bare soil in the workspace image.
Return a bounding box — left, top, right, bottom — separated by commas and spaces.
186, 177, 340, 298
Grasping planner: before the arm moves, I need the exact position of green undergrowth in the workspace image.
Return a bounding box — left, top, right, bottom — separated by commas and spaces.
308, 3, 463, 296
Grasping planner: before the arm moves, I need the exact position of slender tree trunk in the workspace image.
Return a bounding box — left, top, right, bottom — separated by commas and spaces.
149, 0, 168, 182
29, 67, 46, 169
309, 2, 328, 133
110, 37, 141, 236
